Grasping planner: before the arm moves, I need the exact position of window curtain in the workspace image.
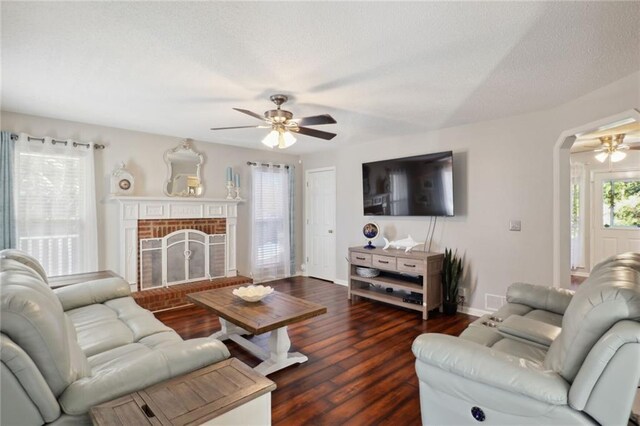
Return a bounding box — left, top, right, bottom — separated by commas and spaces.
288, 165, 296, 275
570, 161, 586, 270
250, 164, 291, 283
14, 133, 98, 276
0, 131, 16, 249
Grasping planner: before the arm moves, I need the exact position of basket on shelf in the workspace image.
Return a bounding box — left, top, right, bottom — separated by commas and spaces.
355, 267, 380, 278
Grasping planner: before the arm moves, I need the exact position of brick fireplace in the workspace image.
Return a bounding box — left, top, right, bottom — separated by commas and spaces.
136, 218, 227, 288
114, 197, 251, 312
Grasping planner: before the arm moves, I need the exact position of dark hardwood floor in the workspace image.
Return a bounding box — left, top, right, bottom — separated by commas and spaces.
155, 276, 476, 425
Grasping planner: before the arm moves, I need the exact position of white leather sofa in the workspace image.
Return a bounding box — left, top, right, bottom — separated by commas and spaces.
412, 252, 640, 425
1, 249, 230, 425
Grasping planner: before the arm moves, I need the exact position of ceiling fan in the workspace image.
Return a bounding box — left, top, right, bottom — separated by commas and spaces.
592, 134, 639, 163
210, 94, 337, 149
572, 121, 640, 163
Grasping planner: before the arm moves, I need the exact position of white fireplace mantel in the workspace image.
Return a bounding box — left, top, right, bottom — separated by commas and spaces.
112, 196, 244, 288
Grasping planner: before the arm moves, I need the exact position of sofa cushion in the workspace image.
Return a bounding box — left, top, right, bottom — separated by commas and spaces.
460, 324, 503, 347
493, 302, 533, 319
524, 309, 563, 327
497, 315, 561, 348
67, 297, 173, 357
138, 331, 183, 348
490, 338, 548, 363
59, 338, 230, 415
104, 297, 172, 341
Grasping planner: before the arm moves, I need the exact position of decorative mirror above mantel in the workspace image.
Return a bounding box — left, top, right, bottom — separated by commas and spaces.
164, 140, 204, 197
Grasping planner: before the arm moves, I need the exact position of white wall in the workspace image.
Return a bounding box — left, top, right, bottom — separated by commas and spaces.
302, 71, 640, 313
570, 149, 640, 272
0, 111, 303, 277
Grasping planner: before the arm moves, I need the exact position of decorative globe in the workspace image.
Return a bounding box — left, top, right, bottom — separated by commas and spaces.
363, 223, 379, 239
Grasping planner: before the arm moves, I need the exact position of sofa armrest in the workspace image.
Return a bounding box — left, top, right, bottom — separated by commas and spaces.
412, 333, 569, 405
497, 315, 562, 347
54, 278, 132, 311
506, 282, 574, 315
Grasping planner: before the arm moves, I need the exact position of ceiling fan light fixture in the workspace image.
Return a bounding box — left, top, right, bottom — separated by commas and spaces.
594, 152, 609, 163
261, 130, 279, 148
279, 131, 297, 149
261, 128, 297, 149
610, 150, 627, 162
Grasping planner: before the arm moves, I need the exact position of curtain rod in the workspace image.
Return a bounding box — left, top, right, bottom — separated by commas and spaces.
10, 133, 105, 150
247, 161, 290, 169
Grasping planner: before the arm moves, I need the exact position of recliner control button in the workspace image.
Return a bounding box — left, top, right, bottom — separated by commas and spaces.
471, 406, 485, 422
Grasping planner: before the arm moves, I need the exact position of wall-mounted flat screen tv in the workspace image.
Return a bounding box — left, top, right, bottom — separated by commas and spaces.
362, 151, 454, 216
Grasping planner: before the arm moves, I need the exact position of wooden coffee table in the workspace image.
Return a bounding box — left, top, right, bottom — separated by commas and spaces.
188, 287, 327, 375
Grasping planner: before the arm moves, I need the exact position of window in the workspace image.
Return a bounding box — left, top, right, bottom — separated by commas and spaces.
14, 136, 97, 277
601, 178, 640, 228
250, 166, 290, 282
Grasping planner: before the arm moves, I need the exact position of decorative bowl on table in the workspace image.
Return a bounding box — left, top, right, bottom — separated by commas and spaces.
232, 285, 274, 302
355, 267, 380, 278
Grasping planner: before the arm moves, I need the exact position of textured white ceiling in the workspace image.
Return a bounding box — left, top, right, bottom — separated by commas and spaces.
2, 2, 639, 154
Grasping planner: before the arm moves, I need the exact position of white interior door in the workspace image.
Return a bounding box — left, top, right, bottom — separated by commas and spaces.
305, 168, 336, 281
591, 170, 640, 267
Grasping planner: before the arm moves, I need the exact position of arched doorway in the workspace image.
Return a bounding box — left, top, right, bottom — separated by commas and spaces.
553, 109, 640, 288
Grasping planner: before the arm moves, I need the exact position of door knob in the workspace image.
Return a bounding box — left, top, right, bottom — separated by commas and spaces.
328, 230, 333, 233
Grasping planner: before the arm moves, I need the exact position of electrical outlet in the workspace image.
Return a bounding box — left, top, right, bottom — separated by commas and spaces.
509, 220, 521, 231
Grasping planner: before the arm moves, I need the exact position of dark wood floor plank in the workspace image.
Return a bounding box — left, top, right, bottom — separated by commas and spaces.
155, 276, 475, 425
273, 398, 333, 426
271, 380, 338, 421
343, 383, 420, 426
328, 356, 415, 405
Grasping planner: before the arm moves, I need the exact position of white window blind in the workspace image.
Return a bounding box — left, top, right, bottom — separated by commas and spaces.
14, 135, 98, 277
250, 165, 291, 282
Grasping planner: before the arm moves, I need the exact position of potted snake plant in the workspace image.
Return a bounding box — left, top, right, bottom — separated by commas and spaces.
442, 248, 463, 315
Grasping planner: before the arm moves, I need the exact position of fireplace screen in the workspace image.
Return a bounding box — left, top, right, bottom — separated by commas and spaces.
139, 230, 226, 290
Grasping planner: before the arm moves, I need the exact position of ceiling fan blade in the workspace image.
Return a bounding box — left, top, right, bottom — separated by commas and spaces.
290, 114, 337, 126
232, 108, 267, 121
210, 125, 266, 130
291, 126, 337, 140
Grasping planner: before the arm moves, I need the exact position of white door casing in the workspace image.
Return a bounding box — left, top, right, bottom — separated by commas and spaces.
305, 168, 336, 282
591, 170, 640, 268
553, 109, 640, 288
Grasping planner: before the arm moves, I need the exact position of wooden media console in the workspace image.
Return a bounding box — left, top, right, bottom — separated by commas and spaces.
348, 246, 443, 320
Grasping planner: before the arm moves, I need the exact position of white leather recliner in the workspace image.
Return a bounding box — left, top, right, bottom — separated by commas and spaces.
1, 249, 230, 425
413, 252, 640, 425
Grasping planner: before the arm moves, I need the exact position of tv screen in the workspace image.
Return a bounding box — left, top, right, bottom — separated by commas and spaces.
362, 151, 454, 216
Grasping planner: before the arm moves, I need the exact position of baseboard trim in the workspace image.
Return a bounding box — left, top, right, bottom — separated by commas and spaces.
459, 305, 490, 317
333, 279, 348, 287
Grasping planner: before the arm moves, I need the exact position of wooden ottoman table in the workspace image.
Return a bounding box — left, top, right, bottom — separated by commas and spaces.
188, 287, 327, 375
90, 358, 276, 425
